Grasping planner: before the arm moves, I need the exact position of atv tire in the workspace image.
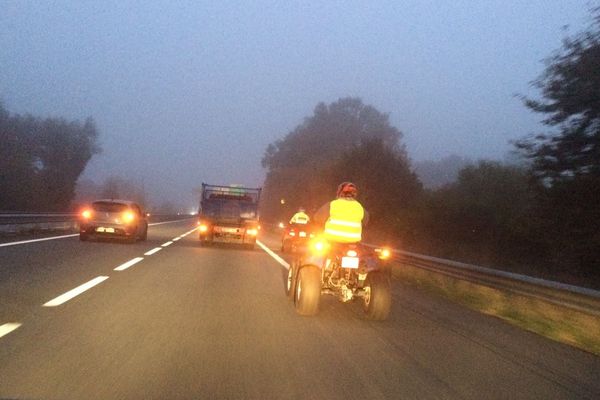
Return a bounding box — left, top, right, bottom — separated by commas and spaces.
363, 271, 391, 320
294, 266, 321, 316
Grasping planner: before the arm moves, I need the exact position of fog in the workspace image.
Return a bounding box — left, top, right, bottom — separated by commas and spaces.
0, 1, 590, 209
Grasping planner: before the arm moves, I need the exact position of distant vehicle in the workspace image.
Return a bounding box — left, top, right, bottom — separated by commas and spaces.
198, 183, 261, 249
79, 200, 148, 243
280, 222, 315, 253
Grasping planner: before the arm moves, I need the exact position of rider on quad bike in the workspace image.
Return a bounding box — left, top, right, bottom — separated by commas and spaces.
285, 182, 392, 320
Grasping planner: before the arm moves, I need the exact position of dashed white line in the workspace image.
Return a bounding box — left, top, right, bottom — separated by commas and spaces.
148, 219, 192, 226
256, 240, 290, 270
172, 237, 181, 241
0, 322, 22, 339
114, 257, 144, 271
162, 241, 173, 247
144, 247, 162, 256
43, 276, 109, 307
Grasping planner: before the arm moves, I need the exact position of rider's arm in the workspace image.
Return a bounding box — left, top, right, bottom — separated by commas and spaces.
362, 209, 370, 227
313, 202, 331, 225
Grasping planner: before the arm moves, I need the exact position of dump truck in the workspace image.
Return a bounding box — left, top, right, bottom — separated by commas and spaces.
197, 183, 262, 249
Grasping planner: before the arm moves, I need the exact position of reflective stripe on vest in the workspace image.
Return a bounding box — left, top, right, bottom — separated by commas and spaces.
324, 199, 364, 243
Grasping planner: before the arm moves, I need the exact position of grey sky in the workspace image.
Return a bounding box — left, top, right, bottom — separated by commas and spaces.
0, 1, 592, 208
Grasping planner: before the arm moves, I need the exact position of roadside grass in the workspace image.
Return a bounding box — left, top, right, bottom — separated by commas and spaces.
392, 263, 600, 356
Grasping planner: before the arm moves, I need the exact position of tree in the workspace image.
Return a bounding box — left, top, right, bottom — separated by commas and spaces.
0, 103, 100, 211
261, 97, 406, 221
331, 138, 422, 234
516, 7, 600, 282
517, 7, 600, 183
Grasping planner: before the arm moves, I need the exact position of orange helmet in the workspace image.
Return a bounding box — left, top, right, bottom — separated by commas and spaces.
336, 182, 357, 198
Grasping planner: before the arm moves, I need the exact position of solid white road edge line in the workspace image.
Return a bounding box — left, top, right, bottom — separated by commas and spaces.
256, 240, 290, 270
43, 276, 109, 307
114, 257, 144, 271
144, 247, 162, 256
162, 241, 173, 247
0, 234, 78, 248
0, 322, 22, 339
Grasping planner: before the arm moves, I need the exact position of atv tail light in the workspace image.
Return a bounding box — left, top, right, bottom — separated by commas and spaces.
376, 248, 391, 260
246, 228, 258, 236
311, 239, 329, 254
81, 209, 92, 219
346, 249, 357, 257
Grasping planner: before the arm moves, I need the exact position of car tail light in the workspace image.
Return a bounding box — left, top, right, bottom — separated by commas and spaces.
199, 224, 208, 233
289, 231, 296, 236
246, 228, 258, 236
299, 231, 307, 237
81, 209, 92, 219
123, 211, 136, 223
346, 249, 357, 257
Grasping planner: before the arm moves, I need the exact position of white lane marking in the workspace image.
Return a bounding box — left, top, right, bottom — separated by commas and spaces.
0, 234, 78, 248
256, 240, 290, 270
0, 322, 22, 339
172, 237, 181, 241
148, 219, 194, 226
162, 241, 173, 247
43, 276, 109, 307
114, 257, 144, 271
144, 247, 162, 256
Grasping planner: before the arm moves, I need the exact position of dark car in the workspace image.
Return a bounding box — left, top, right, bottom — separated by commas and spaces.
79, 200, 148, 243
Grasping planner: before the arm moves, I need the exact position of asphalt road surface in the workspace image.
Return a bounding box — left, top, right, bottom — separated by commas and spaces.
0, 219, 598, 399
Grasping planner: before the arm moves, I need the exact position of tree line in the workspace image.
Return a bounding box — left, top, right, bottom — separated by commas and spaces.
0, 103, 100, 211
261, 8, 600, 288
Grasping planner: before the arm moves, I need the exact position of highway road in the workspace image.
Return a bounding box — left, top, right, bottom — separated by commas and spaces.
0, 219, 598, 399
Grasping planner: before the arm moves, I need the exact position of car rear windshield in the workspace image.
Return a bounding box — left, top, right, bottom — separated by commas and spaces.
92, 202, 129, 213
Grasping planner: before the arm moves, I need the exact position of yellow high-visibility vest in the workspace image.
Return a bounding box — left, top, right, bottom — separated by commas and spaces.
290, 212, 309, 224
324, 199, 364, 243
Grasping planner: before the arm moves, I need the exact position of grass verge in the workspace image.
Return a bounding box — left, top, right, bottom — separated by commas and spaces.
392, 263, 600, 356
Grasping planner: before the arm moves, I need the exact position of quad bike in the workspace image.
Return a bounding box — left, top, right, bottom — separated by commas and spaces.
285, 238, 392, 320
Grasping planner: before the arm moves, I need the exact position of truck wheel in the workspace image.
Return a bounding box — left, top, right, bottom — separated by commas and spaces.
294, 266, 321, 316
363, 272, 391, 320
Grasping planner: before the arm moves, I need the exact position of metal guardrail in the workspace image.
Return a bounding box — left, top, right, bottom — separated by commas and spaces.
0, 212, 193, 234
0, 212, 79, 234
0, 212, 78, 224
371, 245, 600, 317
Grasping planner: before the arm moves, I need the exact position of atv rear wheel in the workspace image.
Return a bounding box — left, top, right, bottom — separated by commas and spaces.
363, 271, 391, 320
294, 266, 321, 316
